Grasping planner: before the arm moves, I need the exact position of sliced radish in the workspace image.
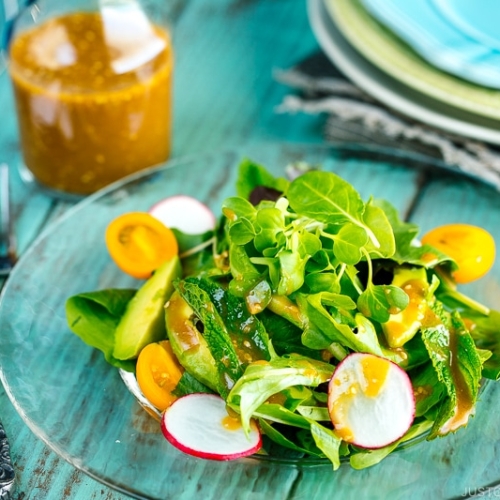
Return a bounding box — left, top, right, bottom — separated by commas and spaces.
161, 393, 262, 460
149, 195, 216, 235
328, 353, 415, 449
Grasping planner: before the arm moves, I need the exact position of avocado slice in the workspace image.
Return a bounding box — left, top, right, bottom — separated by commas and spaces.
113, 256, 181, 360
382, 266, 429, 348
165, 290, 219, 391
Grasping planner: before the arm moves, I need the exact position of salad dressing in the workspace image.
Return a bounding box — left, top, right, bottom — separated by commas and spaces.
221, 414, 242, 431
165, 295, 201, 351
439, 326, 475, 434
330, 389, 356, 442
360, 355, 390, 397
268, 295, 303, 327
204, 297, 268, 366
266, 392, 287, 405
383, 279, 428, 347
9, 11, 173, 194
413, 384, 432, 403
420, 252, 439, 265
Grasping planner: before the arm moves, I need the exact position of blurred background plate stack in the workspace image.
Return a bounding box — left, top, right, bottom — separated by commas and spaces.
307, 0, 500, 145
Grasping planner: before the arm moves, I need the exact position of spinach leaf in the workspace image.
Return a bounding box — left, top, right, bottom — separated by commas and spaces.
287, 171, 390, 253
372, 198, 419, 252
362, 200, 395, 259
373, 199, 454, 268
66, 289, 136, 371
228, 218, 256, 245
222, 196, 257, 221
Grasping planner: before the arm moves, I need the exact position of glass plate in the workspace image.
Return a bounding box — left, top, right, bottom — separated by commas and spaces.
324, 0, 500, 120
1, 142, 500, 500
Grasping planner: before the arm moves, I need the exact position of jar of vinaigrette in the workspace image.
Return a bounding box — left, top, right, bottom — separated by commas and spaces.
7, 0, 173, 196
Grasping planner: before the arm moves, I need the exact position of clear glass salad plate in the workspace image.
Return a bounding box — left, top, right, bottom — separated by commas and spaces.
1, 142, 500, 500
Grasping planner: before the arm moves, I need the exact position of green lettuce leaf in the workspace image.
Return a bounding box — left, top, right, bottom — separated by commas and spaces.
66, 289, 136, 371
227, 354, 334, 433
310, 421, 342, 470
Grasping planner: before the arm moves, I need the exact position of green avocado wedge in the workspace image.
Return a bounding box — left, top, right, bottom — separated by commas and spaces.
113, 256, 182, 360
165, 290, 220, 392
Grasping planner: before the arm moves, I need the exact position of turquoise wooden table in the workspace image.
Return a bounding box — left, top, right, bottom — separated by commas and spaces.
2, 1, 500, 500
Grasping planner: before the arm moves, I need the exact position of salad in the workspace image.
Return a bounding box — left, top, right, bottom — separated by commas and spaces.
66, 159, 499, 470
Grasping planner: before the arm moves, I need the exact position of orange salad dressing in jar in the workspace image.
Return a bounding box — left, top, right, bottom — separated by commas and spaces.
9, 10, 173, 195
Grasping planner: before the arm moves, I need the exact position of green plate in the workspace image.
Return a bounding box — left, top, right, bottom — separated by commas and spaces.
325, 0, 500, 121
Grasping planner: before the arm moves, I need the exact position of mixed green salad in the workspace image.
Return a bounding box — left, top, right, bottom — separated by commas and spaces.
66, 159, 500, 469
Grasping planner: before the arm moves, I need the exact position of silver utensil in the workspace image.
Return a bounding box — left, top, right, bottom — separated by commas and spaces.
0, 164, 17, 276
0, 420, 15, 499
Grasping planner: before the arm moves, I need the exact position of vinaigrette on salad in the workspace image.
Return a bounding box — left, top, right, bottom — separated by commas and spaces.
66, 159, 499, 469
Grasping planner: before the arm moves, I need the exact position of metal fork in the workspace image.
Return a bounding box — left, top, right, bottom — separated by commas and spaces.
0, 420, 15, 499
0, 164, 17, 277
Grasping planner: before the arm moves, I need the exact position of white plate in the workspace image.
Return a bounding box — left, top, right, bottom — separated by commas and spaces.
307, 0, 500, 145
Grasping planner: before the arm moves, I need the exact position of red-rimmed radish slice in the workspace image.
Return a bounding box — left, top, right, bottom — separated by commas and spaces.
161, 393, 262, 460
328, 353, 415, 449
149, 195, 216, 235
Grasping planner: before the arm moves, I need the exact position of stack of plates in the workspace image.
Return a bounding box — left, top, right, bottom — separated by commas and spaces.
308, 0, 500, 144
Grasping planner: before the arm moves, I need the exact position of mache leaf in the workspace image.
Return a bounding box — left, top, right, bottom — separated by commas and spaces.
227, 354, 334, 433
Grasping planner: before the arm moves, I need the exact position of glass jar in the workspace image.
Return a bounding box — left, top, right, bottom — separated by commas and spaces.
7, 0, 174, 196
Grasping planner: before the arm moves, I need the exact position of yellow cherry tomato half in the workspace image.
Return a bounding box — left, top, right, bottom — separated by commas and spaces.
421, 223, 495, 284
136, 341, 184, 411
105, 212, 178, 279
